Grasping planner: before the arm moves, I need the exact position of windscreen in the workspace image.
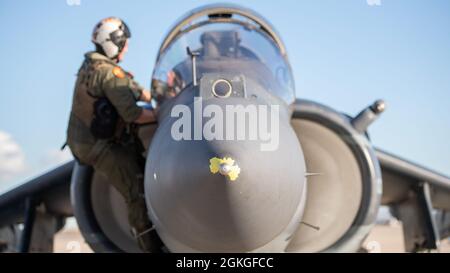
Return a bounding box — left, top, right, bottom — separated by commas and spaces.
151, 21, 295, 104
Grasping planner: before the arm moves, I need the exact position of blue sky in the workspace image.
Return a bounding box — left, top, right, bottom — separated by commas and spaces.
0, 0, 449, 193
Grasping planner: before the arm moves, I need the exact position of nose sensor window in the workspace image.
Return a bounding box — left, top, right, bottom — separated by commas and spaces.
212, 79, 232, 98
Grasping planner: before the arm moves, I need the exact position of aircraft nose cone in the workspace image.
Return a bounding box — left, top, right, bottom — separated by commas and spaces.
144, 99, 306, 252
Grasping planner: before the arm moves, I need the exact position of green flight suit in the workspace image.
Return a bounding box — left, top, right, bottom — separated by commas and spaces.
66, 52, 161, 252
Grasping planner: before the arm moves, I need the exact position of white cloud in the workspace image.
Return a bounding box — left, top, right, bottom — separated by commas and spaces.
0, 131, 74, 193
0, 131, 27, 182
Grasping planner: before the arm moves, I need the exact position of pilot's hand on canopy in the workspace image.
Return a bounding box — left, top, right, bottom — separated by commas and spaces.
139, 89, 152, 102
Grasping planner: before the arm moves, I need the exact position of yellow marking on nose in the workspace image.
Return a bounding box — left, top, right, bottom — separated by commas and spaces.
209, 157, 241, 181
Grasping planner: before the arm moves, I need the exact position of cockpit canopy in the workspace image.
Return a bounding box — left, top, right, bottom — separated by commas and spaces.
151, 4, 295, 105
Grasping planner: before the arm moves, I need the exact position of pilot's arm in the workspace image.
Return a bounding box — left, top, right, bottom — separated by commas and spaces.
102, 68, 157, 124
124, 71, 152, 103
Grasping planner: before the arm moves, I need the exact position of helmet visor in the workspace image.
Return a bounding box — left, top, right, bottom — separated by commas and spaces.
121, 22, 131, 38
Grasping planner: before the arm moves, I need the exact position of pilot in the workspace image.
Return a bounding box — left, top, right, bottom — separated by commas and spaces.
65, 17, 161, 252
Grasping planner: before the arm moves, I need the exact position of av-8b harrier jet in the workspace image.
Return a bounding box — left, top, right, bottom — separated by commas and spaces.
1, 4, 449, 253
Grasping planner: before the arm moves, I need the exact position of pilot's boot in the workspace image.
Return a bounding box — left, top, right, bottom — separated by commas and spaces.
132, 225, 164, 253
128, 197, 164, 253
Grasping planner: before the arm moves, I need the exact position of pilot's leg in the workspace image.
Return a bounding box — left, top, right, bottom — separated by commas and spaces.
127, 171, 164, 253
93, 143, 163, 253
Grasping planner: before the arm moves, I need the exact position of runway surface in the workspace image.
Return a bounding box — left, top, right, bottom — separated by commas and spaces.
53, 221, 450, 253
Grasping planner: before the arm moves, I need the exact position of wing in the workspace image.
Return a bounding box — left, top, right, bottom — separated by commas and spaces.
0, 161, 74, 252
376, 148, 450, 252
